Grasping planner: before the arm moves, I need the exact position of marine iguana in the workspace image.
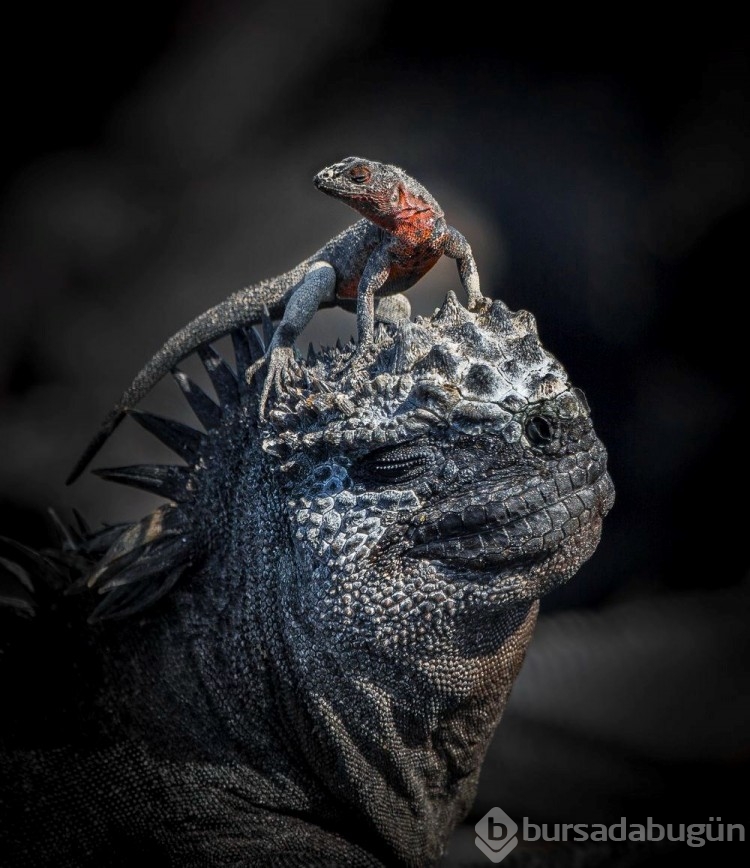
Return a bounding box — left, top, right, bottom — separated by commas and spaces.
66, 156, 481, 484
0, 291, 614, 866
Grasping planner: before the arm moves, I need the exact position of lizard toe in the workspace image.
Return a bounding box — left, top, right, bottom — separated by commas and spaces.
246, 355, 268, 386
257, 346, 296, 417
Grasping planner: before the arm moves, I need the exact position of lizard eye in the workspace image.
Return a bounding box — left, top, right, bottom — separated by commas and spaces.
347, 165, 371, 184
354, 443, 432, 484
525, 415, 556, 446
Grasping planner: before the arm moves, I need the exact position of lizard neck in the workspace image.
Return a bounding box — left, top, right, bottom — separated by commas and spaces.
390, 205, 447, 248
362, 182, 447, 247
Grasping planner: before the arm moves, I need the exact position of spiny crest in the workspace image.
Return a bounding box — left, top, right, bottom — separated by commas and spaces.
76, 327, 268, 621
0, 513, 133, 619
264, 292, 579, 463
0, 536, 55, 617
81, 505, 192, 621
0, 322, 265, 622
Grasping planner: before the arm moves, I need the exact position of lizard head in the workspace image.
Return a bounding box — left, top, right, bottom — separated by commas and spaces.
314, 156, 441, 229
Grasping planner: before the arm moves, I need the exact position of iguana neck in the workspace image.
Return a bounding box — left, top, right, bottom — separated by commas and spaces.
283, 601, 539, 864
96, 451, 539, 866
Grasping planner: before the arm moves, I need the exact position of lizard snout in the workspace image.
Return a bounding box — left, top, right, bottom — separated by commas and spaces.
314, 168, 335, 188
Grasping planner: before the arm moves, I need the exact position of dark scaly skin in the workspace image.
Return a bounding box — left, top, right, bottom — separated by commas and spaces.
66, 157, 480, 485
1, 293, 613, 867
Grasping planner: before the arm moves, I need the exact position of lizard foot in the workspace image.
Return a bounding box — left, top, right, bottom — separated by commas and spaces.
467, 294, 488, 313
253, 345, 296, 418
338, 340, 374, 377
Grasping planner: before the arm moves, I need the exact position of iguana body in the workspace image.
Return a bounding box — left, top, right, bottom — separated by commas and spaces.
66, 157, 481, 484
1, 292, 613, 866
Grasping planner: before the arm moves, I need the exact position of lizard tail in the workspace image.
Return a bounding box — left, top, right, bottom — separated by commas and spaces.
66, 288, 291, 485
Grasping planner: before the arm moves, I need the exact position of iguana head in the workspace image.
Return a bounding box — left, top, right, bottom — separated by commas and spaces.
82, 292, 613, 863
264, 292, 613, 659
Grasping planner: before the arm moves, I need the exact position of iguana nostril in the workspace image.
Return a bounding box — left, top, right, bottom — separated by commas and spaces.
525, 415, 555, 446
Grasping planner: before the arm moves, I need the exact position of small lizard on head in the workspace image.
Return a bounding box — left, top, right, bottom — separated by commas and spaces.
66, 156, 481, 485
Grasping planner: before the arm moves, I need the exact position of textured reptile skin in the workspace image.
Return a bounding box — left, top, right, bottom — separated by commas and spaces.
0, 292, 613, 866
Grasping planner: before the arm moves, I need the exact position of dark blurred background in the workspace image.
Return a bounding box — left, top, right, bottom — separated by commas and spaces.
1, 2, 748, 863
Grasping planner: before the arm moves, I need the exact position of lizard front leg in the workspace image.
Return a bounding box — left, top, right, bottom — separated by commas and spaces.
250, 261, 336, 416
349, 247, 392, 365
444, 227, 482, 310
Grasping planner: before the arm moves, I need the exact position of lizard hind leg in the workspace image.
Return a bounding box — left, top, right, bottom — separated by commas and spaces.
249, 261, 337, 417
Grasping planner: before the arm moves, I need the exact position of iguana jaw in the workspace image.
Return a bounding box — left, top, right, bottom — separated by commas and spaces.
404, 491, 611, 606
408, 466, 614, 576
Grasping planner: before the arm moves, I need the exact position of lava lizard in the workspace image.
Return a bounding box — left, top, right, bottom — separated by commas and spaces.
66, 156, 481, 484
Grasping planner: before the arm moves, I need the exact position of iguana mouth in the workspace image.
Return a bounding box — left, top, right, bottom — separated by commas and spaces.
408, 462, 614, 570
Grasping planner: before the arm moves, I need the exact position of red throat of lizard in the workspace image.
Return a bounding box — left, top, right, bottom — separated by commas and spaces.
368, 184, 444, 244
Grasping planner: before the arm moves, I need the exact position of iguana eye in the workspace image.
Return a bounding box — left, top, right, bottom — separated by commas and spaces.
525, 415, 556, 446
355, 443, 432, 483
348, 165, 371, 184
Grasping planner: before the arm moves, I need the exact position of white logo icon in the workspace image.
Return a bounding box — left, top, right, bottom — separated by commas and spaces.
475, 806, 519, 863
